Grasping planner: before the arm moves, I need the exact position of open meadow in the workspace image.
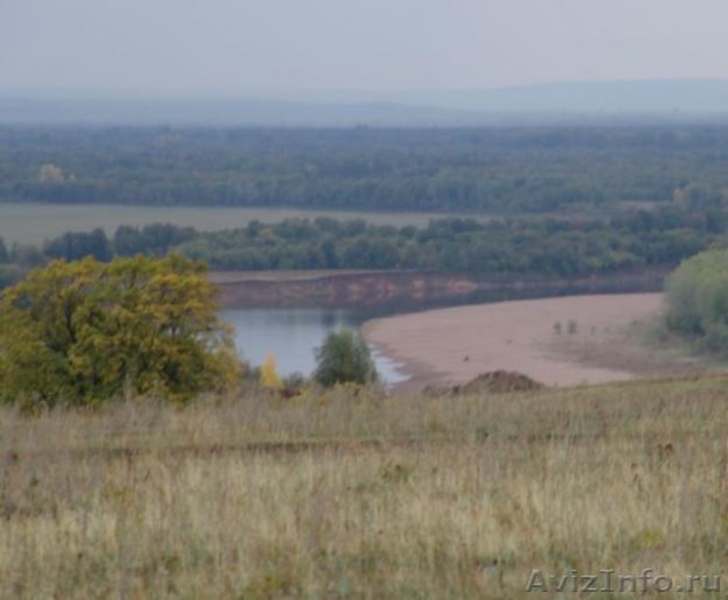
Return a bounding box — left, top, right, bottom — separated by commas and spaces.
2, 377, 728, 599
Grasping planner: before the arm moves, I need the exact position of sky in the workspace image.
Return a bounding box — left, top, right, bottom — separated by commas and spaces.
1, 0, 728, 95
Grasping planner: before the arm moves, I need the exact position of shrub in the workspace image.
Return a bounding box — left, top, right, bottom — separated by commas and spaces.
313, 329, 377, 387
665, 248, 728, 353
283, 372, 306, 390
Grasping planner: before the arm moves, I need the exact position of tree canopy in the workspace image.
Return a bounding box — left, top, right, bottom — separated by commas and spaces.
314, 329, 378, 387
11, 201, 724, 283
664, 249, 728, 355
0, 254, 240, 408
5, 125, 728, 214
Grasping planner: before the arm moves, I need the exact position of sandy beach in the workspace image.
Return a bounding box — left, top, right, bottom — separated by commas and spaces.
362, 293, 678, 389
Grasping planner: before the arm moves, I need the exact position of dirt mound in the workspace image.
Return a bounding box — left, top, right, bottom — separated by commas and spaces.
461, 370, 545, 393
424, 370, 545, 396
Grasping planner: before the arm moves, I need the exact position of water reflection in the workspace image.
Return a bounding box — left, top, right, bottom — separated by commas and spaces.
219, 308, 409, 385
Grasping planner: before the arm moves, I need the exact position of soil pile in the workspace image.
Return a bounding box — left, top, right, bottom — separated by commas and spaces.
425, 370, 545, 395
460, 370, 545, 393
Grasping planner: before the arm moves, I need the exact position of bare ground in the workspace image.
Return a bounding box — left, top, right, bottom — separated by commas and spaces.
209, 269, 383, 283
362, 293, 722, 390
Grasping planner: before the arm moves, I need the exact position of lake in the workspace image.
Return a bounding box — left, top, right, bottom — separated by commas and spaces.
219, 308, 409, 385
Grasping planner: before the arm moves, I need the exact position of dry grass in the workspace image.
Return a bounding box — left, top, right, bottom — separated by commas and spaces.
0, 204, 484, 247
542, 315, 722, 379
2, 378, 728, 598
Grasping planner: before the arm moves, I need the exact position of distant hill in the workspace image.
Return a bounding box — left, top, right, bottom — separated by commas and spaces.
384, 79, 728, 114
2, 80, 728, 126
0, 96, 490, 127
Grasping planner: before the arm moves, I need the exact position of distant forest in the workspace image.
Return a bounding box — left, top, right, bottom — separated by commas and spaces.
4, 126, 728, 213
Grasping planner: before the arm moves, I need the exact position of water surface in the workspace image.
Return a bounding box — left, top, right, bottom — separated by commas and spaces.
219, 308, 409, 384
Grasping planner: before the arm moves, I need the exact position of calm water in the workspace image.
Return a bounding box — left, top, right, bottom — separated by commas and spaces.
219, 309, 410, 385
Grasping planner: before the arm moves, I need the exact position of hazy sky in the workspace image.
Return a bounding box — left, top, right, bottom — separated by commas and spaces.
2, 0, 727, 94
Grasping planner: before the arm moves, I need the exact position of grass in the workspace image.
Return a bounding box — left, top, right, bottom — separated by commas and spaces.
2, 377, 728, 598
0, 203, 492, 246
543, 312, 727, 380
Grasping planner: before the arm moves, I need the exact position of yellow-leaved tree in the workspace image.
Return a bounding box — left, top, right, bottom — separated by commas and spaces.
0, 254, 241, 408
260, 352, 284, 390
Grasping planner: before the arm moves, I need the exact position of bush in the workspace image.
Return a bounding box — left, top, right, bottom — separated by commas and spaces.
0, 254, 241, 408
313, 329, 377, 387
283, 372, 307, 390
665, 248, 728, 353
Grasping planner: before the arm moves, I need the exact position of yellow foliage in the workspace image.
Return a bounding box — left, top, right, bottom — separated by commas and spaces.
0, 254, 241, 407
260, 353, 284, 390
37, 163, 65, 183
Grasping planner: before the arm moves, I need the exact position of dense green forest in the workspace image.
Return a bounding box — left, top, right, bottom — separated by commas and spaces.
1, 195, 725, 283
175, 210, 711, 275
3, 125, 728, 284
4, 126, 728, 213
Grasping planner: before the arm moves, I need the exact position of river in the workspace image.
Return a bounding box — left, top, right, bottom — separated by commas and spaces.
219, 308, 410, 384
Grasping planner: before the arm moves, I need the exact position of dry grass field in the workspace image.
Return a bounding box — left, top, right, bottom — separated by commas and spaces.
0, 204, 486, 246
2, 377, 728, 598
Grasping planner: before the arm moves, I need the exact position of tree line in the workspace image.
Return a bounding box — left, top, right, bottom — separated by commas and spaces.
2, 195, 727, 283
5, 126, 728, 214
